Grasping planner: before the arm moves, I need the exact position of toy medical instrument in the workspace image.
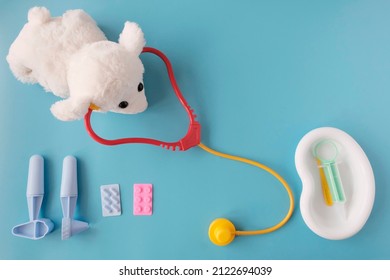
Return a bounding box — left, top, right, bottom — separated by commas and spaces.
60, 155, 89, 240
12, 155, 54, 240
313, 140, 345, 205
296, 127, 375, 240
84, 47, 294, 246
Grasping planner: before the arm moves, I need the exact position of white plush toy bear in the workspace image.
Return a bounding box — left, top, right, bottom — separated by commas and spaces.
7, 7, 147, 121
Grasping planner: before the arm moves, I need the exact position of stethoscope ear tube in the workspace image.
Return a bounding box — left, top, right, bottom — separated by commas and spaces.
84, 47, 201, 151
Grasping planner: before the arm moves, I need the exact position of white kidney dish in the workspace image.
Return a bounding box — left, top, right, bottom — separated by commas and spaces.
295, 127, 375, 240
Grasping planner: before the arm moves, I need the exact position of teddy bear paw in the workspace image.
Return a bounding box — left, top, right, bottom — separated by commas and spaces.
50, 99, 89, 121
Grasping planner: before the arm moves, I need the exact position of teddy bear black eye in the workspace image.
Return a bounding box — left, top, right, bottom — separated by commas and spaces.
138, 82, 144, 92
118, 101, 128, 109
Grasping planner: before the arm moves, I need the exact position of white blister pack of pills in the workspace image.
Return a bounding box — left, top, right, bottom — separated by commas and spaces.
100, 184, 122, 217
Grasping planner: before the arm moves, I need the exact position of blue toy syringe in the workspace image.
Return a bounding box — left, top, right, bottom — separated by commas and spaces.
60, 156, 89, 240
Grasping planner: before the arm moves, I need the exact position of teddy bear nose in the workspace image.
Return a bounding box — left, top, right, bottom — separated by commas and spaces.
118, 101, 128, 109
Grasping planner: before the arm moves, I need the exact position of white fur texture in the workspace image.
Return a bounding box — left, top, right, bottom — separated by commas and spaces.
7, 7, 147, 121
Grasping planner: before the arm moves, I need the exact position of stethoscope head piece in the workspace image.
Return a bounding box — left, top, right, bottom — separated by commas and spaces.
208, 218, 236, 246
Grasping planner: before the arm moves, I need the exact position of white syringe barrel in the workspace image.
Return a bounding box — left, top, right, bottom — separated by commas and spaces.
60, 155, 78, 197
26, 155, 44, 196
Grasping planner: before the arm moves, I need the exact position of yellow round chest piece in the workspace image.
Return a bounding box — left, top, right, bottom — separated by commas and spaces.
209, 218, 236, 246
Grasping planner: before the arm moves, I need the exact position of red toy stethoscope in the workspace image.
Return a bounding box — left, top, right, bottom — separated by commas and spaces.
84, 47, 294, 246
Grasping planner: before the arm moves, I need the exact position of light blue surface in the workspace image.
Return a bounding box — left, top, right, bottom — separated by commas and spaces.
0, 0, 389, 260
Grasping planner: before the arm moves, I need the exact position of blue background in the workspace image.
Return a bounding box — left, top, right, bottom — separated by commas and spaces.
0, 0, 389, 260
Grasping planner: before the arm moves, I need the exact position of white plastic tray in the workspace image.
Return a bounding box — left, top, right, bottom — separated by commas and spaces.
295, 127, 375, 240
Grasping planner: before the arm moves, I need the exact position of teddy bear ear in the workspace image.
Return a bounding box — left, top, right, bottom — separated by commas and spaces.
119, 21, 145, 56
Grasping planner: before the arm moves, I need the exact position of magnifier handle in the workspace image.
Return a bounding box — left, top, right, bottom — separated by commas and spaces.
323, 161, 345, 203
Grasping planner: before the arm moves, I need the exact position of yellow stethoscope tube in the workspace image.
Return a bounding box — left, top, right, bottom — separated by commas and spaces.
198, 142, 295, 245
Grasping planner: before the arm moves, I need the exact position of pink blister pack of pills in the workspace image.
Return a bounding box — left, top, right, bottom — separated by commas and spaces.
133, 184, 153, 215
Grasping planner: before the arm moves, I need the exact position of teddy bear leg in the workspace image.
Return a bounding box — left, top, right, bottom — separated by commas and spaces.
50, 98, 90, 121
28, 7, 51, 24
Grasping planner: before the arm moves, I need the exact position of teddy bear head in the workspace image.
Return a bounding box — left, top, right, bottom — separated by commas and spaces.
51, 21, 148, 121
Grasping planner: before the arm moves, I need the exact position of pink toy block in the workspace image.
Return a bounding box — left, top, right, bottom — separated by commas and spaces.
133, 184, 153, 215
